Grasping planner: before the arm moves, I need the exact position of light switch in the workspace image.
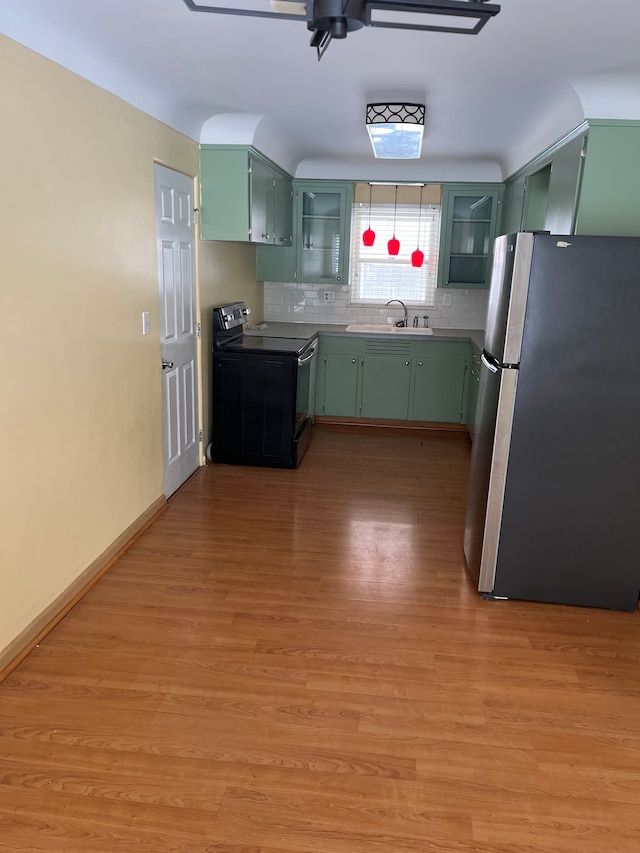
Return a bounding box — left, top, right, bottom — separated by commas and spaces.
142, 311, 150, 335
442, 293, 452, 307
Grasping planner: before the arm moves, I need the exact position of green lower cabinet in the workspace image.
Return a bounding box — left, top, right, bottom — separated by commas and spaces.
316, 335, 472, 424
411, 358, 467, 423
361, 356, 412, 419
317, 353, 360, 417
465, 344, 482, 436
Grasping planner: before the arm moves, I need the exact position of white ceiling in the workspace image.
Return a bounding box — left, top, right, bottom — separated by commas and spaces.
2, 0, 640, 179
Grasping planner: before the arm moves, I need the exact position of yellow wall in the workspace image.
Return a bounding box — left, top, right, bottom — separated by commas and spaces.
0, 36, 262, 660
198, 243, 263, 447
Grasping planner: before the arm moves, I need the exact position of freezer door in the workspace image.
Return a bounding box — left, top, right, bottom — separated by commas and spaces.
463, 355, 518, 590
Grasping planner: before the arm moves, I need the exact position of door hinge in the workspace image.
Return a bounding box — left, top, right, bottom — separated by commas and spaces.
580, 147, 587, 159
196, 322, 201, 338
198, 429, 203, 442
193, 208, 200, 223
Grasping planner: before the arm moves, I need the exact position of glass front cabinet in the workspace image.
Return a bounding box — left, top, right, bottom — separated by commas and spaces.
437, 184, 503, 289
295, 182, 352, 284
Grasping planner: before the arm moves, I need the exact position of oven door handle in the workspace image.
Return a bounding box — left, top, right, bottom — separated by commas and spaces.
297, 343, 318, 366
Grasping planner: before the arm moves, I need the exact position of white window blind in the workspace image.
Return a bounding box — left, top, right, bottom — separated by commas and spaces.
350, 192, 441, 306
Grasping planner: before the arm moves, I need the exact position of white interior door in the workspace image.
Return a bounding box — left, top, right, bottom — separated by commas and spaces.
154, 164, 200, 497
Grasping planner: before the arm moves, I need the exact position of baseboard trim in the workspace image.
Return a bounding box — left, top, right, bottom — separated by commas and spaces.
314, 416, 469, 435
0, 495, 167, 684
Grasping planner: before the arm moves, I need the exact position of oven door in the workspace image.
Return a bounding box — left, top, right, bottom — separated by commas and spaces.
295, 339, 318, 434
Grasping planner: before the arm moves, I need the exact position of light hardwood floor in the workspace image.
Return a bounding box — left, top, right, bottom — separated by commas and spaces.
1, 425, 640, 852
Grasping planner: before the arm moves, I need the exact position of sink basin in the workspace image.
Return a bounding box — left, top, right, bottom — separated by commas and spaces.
345, 323, 433, 335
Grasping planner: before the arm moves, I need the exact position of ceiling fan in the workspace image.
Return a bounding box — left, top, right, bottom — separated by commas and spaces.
181, 0, 501, 59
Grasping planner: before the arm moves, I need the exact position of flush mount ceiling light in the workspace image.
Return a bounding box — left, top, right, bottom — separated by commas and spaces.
181, 0, 501, 60
367, 103, 425, 159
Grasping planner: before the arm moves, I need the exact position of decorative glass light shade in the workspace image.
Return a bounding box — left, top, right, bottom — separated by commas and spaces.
366, 103, 425, 159
388, 237, 401, 256
411, 249, 425, 267
363, 228, 376, 246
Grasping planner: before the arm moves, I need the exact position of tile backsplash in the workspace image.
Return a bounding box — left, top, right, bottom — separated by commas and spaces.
263, 282, 488, 329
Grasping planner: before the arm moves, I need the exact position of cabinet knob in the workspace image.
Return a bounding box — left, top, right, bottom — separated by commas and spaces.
418, 361, 423, 366
405, 361, 410, 366
351, 359, 357, 364
336, 276, 341, 282
262, 233, 270, 240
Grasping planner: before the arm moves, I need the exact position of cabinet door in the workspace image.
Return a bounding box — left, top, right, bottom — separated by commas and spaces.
361, 356, 411, 420
274, 172, 293, 245
249, 155, 273, 244
466, 347, 481, 435
320, 354, 360, 417
501, 176, 525, 235
200, 148, 251, 241
255, 243, 296, 282
295, 182, 352, 284
439, 186, 502, 289
412, 358, 467, 422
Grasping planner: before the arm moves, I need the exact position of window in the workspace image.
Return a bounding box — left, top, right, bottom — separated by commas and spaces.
350, 184, 441, 306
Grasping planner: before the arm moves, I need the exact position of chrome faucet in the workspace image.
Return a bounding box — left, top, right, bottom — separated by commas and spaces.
386, 299, 408, 328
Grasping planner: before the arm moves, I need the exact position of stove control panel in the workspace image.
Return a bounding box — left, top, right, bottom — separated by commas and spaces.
214, 302, 251, 332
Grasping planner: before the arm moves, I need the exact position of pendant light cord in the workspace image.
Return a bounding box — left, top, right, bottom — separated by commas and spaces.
392, 185, 398, 238
368, 183, 373, 230
417, 185, 423, 248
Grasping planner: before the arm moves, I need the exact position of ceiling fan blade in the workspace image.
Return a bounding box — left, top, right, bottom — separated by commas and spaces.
365, 0, 501, 35
181, 0, 307, 22
270, 0, 306, 13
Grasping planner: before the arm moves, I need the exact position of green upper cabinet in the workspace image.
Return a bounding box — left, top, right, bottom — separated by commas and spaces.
257, 180, 352, 284
574, 122, 640, 236
295, 181, 353, 284
501, 120, 640, 239
200, 145, 292, 244
438, 184, 503, 289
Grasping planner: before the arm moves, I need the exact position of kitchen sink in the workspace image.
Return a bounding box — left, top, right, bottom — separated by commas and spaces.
345, 323, 434, 335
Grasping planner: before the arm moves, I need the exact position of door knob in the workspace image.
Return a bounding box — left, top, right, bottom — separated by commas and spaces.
161, 359, 174, 370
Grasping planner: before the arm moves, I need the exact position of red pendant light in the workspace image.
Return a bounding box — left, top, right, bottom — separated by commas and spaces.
411, 186, 425, 267
362, 183, 376, 246
388, 185, 400, 256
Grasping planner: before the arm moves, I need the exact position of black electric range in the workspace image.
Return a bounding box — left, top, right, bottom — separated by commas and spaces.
209, 302, 317, 469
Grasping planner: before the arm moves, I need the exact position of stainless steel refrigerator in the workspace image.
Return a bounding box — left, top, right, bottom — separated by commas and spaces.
464, 232, 640, 611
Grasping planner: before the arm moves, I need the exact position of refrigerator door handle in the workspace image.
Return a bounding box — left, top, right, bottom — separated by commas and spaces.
481, 352, 499, 374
